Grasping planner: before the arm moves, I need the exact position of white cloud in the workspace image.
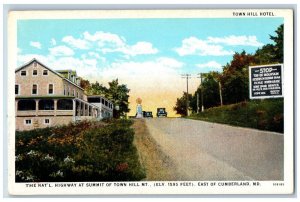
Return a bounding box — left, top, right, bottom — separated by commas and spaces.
84, 31, 125, 47
100, 57, 184, 90
17, 54, 51, 67
17, 48, 22, 53
49, 45, 74, 56
196, 61, 223, 69
87, 52, 106, 63
51, 38, 57, 46
175, 37, 234, 56
122, 42, 158, 56
62, 36, 90, 49
30, 41, 42, 49
207, 35, 264, 47
103, 41, 158, 56
155, 57, 183, 68
84, 31, 158, 57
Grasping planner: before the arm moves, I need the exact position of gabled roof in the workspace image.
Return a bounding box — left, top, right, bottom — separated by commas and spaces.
15, 58, 84, 91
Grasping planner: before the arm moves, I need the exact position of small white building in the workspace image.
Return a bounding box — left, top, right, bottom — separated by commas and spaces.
87, 96, 114, 119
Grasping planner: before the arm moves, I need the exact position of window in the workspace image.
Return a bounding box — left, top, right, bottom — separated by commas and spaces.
105, 100, 108, 106
57, 99, 73, 110
87, 97, 100, 103
72, 89, 75, 96
44, 119, 50, 124
18, 100, 36, 111
15, 85, 19, 95
77, 92, 79, 98
21, 71, 26, 76
33, 70, 37, 76
48, 84, 53, 94
67, 87, 70, 96
25, 119, 32, 125
43, 70, 48, 75
39, 100, 54, 110
32, 84, 37, 95
64, 85, 66, 95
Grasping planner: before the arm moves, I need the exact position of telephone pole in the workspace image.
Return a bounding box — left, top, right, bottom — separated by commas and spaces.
197, 73, 205, 112
181, 74, 191, 116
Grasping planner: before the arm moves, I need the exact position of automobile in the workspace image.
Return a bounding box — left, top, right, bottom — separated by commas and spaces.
143, 111, 153, 118
156, 108, 167, 117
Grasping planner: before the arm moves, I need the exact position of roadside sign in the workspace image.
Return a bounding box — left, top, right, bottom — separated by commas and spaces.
249, 64, 283, 99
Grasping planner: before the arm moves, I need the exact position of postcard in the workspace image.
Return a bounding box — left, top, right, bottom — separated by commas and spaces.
7, 9, 294, 195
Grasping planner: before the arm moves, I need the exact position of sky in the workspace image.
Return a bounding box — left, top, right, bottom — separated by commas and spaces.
17, 18, 283, 116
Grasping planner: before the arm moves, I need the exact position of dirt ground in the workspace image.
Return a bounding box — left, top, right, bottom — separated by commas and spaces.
132, 119, 180, 181
133, 118, 283, 181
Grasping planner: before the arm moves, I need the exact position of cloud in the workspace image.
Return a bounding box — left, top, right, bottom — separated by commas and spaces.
124, 41, 158, 56
102, 41, 158, 56
207, 35, 264, 47
84, 31, 125, 46
30, 41, 42, 49
175, 37, 234, 56
196, 61, 223, 69
62, 36, 90, 49
51, 38, 57, 46
49, 45, 74, 56
17, 54, 51, 67
84, 31, 158, 57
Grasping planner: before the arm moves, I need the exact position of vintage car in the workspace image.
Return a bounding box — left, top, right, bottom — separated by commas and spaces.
143, 111, 153, 118
156, 108, 167, 117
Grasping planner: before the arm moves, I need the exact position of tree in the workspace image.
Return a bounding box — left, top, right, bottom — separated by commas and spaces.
201, 72, 221, 108
270, 24, 283, 63
173, 92, 193, 116
88, 82, 107, 95
254, 44, 277, 64
106, 79, 130, 118
221, 51, 256, 104
255, 24, 283, 64
80, 78, 91, 93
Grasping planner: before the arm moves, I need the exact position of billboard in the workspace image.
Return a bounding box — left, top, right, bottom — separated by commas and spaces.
249, 64, 283, 99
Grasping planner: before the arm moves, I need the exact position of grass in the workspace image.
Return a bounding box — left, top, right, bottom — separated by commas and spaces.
189, 99, 283, 133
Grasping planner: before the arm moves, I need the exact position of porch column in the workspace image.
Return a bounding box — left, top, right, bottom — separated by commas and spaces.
73, 99, 76, 121
83, 103, 86, 116
15, 100, 19, 115
54, 99, 58, 116
79, 101, 82, 116
35, 99, 39, 116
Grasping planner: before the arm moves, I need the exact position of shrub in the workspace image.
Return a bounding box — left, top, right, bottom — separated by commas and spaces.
15, 119, 145, 182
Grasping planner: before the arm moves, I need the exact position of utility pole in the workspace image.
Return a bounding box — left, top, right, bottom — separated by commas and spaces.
219, 81, 223, 106
197, 73, 205, 112
196, 93, 199, 113
181, 74, 191, 116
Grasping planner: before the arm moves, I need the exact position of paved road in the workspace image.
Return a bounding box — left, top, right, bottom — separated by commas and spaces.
144, 118, 283, 181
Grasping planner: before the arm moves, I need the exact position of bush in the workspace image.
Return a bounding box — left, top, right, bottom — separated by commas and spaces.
15, 119, 145, 182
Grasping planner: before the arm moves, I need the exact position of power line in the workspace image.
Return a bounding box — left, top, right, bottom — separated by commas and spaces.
181, 74, 191, 116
